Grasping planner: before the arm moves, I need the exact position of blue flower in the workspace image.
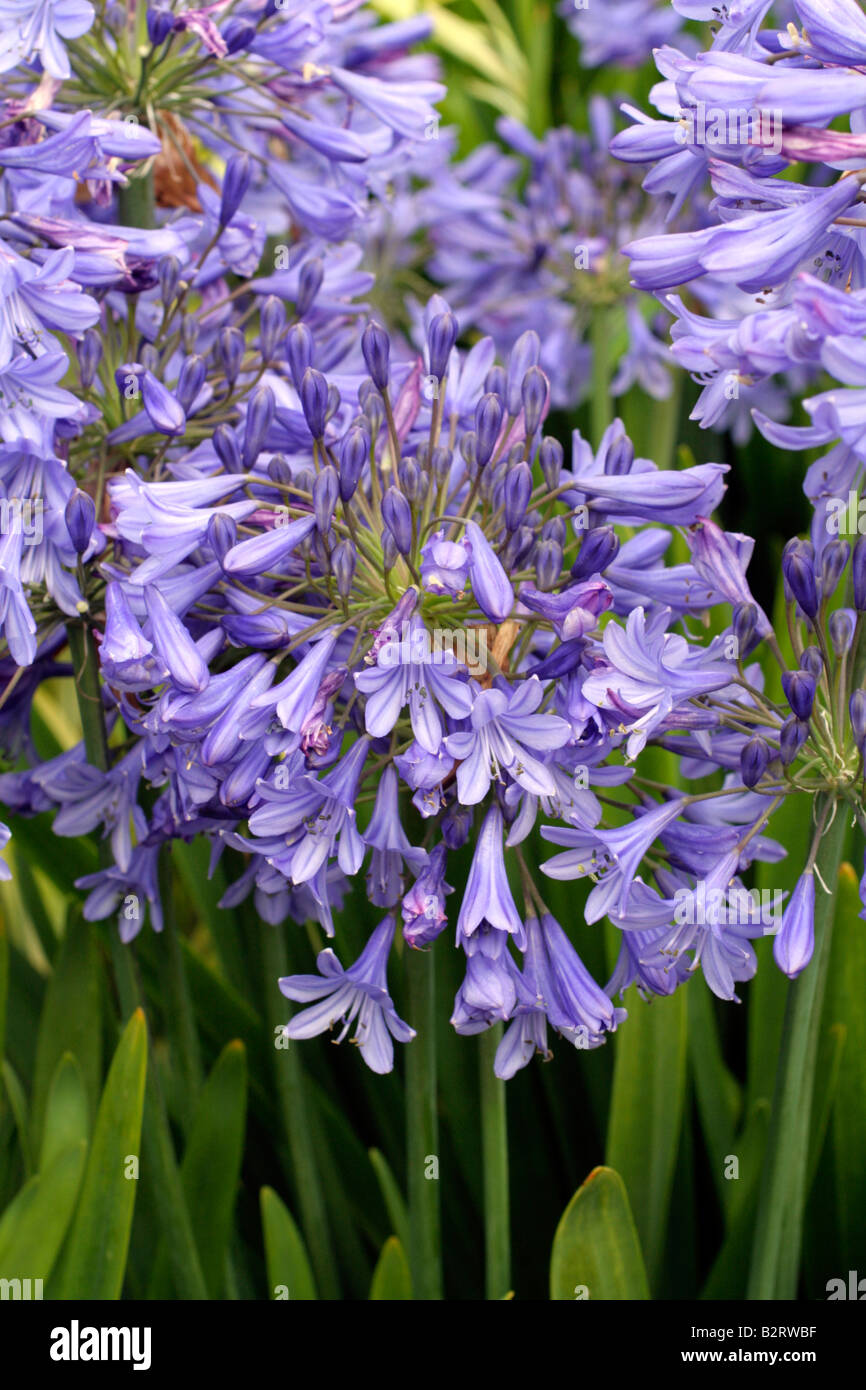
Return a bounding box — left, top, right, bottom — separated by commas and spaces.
279, 915, 415, 1074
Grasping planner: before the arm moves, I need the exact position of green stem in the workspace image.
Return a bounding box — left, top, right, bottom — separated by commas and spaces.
479, 1024, 511, 1300
405, 946, 442, 1299
258, 922, 340, 1300
159, 850, 203, 1123
118, 172, 155, 232
746, 796, 847, 1299
68, 619, 208, 1299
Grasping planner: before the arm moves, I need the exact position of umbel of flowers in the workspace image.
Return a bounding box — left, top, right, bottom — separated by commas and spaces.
0, 0, 863, 1094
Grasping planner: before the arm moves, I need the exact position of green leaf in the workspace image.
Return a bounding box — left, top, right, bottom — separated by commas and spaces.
2, 1060, 32, 1178
825, 861, 866, 1269
550, 1166, 649, 1300
687, 977, 742, 1215
54, 1009, 147, 1300
701, 1100, 770, 1299
0, 918, 7, 1069
0, 1140, 87, 1282
605, 983, 687, 1287
31, 906, 103, 1147
368, 1148, 410, 1254
261, 1186, 317, 1301
369, 1236, 412, 1300
149, 1040, 247, 1298
39, 1053, 89, 1174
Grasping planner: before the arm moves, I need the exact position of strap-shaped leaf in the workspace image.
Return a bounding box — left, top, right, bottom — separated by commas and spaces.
550, 1166, 649, 1301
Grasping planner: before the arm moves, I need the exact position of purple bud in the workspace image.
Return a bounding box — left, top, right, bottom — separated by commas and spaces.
780, 716, 810, 765
260, 296, 286, 362
535, 538, 562, 591
782, 669, 816, 721
740, 735, 769, 788
475, 392, 504, 468
504, 461, 532, 533
219, 153, 252, 228
460, 430, 477, 471
333, 539, 356, 600
799, 646, 824, 678
222, 16, 256, 52
605, 435, 634, 475
854, 536, 866, 611
774, 871, 815, 978
206, 512, 237, 564
362, 321, 391, 392
176, 354, 205, 412
326, 382, 341, 422
829, 607, 856, 657
314, 466, 339, 535
147, 4, 173, 46
218, 327, 244, 387
782, 544, 818, 619
142, 371, 185, 436
243, 385, 275, 468
77, 329, 102, 390
339, 427, 368, 503
144, 585, 209, 693
268, 455, 292, 487
427, 311, 458, 380
158, 255, 181, 307
296, 258, 323, 318
399, 458, 422, 503
140, 343, 159, 375
286, 323, 313, 392
571, 526, 619, 580
732, 602, 758, 658
430, 446, 450, 482
300, 368, 328, 439
821, 539, 850, 596
484, 365, 507, 398
382, 487, 413, 555
521, 366, 548, 436
465, 520, 513, 622
64, 489, 96, 555
539, 436, 563, 491
850, 689, 866, 748
213, 424, 243, 474
382, 527, 398, 571
361, 382, 384, 436
441, 802, 472, 850
505, 330, 540, 416
543, 516, 567, 547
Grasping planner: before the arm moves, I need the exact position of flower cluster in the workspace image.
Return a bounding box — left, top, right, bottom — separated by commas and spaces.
1, 0, 865, 1087
614, 0, 866, 448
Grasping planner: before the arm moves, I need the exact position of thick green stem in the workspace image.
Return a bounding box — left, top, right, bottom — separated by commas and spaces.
118, 173, 155, 232
159, 850, 203, 1123
259, 922, 340, 1299
479, 1024, 510, 1300
405, 946, 442, 1299
746, 796, 847, 1299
